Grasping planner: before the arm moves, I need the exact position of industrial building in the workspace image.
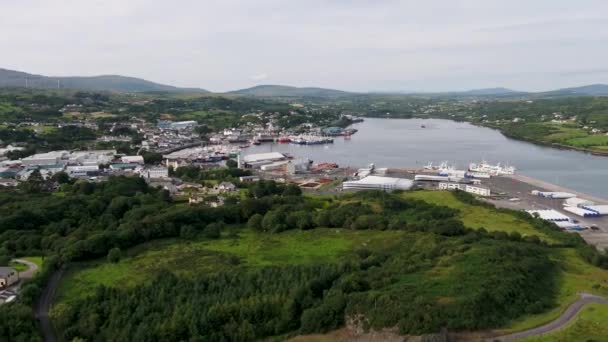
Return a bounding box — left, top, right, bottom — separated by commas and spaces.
158, 120, 198, 130
20, 150, 116, 167
531, 190, 577, 199
438, 182, 491, 197
66, 165, 100, 177
343, 176, 413, 192
141, 166, 169, 179
121, 155, 145, 164
241, 152, 287, 169
526, 209, 571, 222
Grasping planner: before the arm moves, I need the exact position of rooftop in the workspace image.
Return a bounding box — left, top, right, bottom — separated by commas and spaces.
0, 267, 16, 278
242, 152, 286, 163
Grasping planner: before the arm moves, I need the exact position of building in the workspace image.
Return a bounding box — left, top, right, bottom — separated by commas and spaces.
21, 151, 68, 167
464, 185, 491, 197
242, 152, 287, 169
66, 165, 100, 177
0, 178, 18, 187
438, 182, 491, 197
215, 181, 236, 193
526, 209, 571, 222
342, 176, 413, 192
0, 267, 18, 288
439, 182, 465, 191
158, 120, 198, 130
142, 166, 169, 179
239, 176, 260, 182
121, 155, 144, 164
0, 145, 24, 157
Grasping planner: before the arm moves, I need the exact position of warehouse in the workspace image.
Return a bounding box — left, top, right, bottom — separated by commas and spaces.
564, 197, 595, 208
526, 209, 571, 222
582, 205, 608, 216
242, 152, 287, 169
563, 206, 600, 218
343, 176, 413, 192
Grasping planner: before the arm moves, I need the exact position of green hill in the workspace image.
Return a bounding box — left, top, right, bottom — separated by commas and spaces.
228, 84, 355, 98
0, 68, 208, 93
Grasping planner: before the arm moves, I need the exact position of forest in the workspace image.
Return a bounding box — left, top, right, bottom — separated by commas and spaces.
2, 174, 608, 340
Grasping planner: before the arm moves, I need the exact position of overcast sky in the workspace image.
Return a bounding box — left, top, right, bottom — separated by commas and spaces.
2, 0, 608, 92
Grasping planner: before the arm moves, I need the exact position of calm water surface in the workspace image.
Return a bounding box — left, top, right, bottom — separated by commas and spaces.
246, 118, 608, 198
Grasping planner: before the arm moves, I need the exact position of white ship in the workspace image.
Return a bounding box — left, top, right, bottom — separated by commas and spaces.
468, 161, 515, 175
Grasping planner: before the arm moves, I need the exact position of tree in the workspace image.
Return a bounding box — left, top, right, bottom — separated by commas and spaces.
141, 151, 163, 165
180, 225, 197, 239
107, 247, 121, 263
226, 159, 238, 168
204, 222, 222, 239
51, 171, 71, 185
20, 169, 46, 193
247, 214, 264, 231
282, 184, 302, 197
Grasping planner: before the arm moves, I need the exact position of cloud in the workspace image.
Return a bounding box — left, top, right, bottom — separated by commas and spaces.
249, 73, 269, 82
0, 0, 607, 92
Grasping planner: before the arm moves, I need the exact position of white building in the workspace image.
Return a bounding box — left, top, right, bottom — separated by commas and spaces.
243, 152, 287, 169
465, 185, 491, 197
215, 181, 236, 193
121, 155, 144, 164
439, 182, 491, 197
0, 267, 18, 288
66, 165, 100, 177
142, 167, 169, 179
439, 182, 465, 191
21, 151, 69, 166
343, 176, 413, 192
0, 145, 24, 157
526, 209, 571, 222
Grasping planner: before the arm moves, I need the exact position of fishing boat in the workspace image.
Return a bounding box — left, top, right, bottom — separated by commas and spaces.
468, 161, 516, 175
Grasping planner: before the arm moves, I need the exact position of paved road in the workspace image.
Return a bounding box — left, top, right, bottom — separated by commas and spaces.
35, 267, 64, 342
489, 293, 608, 341
0, 259, 39, 304
13, 258, 39, 280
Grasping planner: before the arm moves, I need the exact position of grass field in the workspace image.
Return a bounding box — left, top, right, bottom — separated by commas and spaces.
56, 228, 407, 304
401, 190, 557, 243
9, 256, 44, 272
542, 124, 608, 150
522, 303, 608, 342
503, 248, 608, 332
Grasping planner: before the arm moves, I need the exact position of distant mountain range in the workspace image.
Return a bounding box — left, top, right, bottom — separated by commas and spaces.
227, 85, 354, 98
1, 67, 607, 98
539, 84, 608, 97
0, 68, 208, 93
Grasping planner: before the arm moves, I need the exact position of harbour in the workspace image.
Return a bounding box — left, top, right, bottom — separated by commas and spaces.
245, 117, 608, 200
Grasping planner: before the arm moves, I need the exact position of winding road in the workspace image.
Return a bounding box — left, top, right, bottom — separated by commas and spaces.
13, 258, 39, 281
489, 293, 608, 341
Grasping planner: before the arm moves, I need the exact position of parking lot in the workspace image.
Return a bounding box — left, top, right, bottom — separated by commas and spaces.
485, 175, 608, 251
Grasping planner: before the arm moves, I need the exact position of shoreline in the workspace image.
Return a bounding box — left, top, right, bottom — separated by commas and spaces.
505, 174, 608, 204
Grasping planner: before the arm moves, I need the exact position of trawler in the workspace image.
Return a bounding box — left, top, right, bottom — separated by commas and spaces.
468, 161, 516, 175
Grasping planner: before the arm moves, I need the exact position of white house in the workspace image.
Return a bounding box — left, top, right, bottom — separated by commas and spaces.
215, 181, 236, 193
0, 267, 18, 288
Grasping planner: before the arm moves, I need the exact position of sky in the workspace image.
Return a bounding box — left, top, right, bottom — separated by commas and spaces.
1, 0, 608, 92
